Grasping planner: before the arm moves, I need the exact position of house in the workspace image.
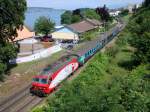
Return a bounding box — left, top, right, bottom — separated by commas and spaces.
52, 19, 102, 42
109, 11, 121, 16
13, 25, 35, 42
127, 4, 141, 13
51, 27, 79, 41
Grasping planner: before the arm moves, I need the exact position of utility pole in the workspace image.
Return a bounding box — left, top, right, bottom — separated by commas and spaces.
32, 37, 34, 54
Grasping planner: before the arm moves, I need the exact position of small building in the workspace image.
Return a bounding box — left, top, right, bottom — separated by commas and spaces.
13, 25, 35, 42
52, 19, 102, 42
52, 27, 79, 41
127, 4, 141, 13
109, 11, 121, 16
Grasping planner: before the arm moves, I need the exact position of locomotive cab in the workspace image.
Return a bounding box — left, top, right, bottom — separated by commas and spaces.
30, 76, 52, 96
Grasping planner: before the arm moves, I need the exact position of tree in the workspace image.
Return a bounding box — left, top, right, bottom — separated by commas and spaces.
61, 8, 101, 25
0, 0, 27, 42
61, 10, 81, 24
128, 6, 150, 63
61, 11, 72, 24
119, 9, 129, 16
143, 0, 150, 7
0, 0, 27, 80
72, 9, 81, 16
71, 15, 81, 23
81, 9, 100, 20
96, 5, 110, 22
34, 16, 55, 36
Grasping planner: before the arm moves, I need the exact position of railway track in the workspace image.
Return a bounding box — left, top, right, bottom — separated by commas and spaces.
0, 22, 125, 112
0, 83, 43, 112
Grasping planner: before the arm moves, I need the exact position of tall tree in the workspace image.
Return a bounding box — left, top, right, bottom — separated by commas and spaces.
96, 5, 110, 22
34, 16, 55, 36
72, 9, 81, 16
61, 11, 72, 24
0, 0, 27, 42
143, 0, 150, 7
128, 0, 150, 63
71, 15, 81, 23
81, 9, 100, 20
0, 0, 27, 80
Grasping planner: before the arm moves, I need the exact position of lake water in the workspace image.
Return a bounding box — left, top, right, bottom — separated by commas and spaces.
24, 7, 65, 30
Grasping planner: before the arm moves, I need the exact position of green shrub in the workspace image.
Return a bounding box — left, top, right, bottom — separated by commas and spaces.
106, 45, 120, 57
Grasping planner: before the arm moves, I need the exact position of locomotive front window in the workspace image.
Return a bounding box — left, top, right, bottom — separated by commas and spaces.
32, 78, 48, 84
41, 79, 47, 84
33, 78, 39, 82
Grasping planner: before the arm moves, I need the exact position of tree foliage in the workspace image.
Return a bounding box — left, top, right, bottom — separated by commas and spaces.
128, 6, 150, 63
72, 9, 81, 16
71, 15, 81, 23
143, 0, 150, 7
61, 8, 101, 24
0, 0, 27, 42
0, 0, 26, 80
61, 11, 72, 24
81, 9, 100, 20
96, 5, 110, 22
34, 16, 55, 35
119, 9, 129, 16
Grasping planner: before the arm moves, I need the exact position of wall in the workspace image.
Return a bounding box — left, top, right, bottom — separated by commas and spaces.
9, 45, 62, 64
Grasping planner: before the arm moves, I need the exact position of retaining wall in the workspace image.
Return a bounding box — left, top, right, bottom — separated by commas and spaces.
10, 45, 62, 64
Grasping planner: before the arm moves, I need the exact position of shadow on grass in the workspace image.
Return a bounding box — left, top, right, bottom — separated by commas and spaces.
6, 64, 18, 75
118, 59, 140, 71
0, 64, 18, 82
121, 49, 132, 53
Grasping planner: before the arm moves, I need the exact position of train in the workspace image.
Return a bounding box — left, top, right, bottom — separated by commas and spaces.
30, 23, 124, 96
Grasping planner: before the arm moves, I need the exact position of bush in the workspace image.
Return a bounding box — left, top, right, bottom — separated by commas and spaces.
0, 42, 17, 81
116, 32, 130, 47
106, 45, 120, 57
127, 7, 150, 63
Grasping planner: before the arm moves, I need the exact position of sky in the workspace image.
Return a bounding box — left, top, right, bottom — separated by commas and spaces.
27, 0, 144, 10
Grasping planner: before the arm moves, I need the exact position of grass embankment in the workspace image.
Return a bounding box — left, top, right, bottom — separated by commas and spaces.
32, 26, 150, 112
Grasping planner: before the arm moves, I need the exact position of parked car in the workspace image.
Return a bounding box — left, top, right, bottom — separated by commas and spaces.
41, 35, 54, 42
66, 45, 73, 50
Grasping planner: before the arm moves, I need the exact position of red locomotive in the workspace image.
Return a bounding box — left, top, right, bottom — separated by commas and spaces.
30, 55, 79, 96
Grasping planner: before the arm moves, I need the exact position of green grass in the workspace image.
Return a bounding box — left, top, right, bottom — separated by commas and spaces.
122, 14, 132, 23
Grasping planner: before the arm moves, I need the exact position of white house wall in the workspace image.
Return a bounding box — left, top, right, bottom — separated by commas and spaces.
52, 27, 79, 40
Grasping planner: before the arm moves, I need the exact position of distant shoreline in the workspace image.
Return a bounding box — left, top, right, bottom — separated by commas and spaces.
25, 7, 65, 29
27, 7, 66, 11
